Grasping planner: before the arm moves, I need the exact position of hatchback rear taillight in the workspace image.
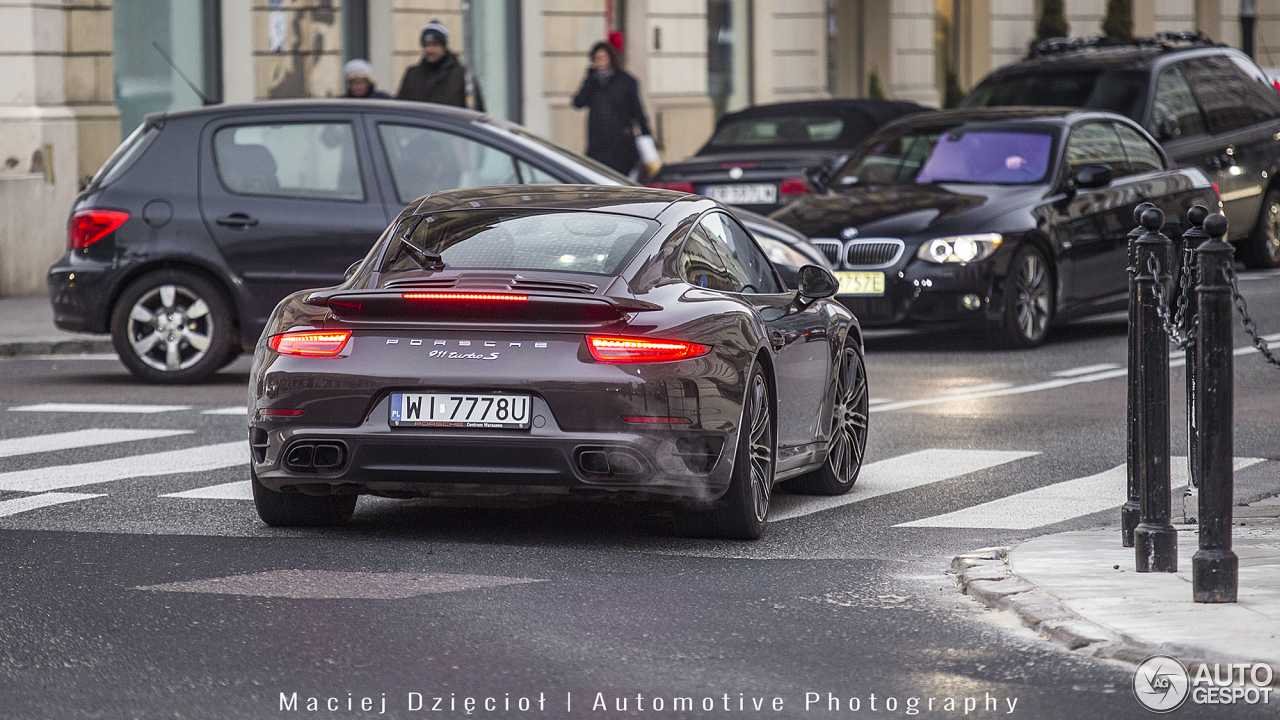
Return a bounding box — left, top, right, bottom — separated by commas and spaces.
269, 331, 351, 357
647, 181, 695, 193
587, 335, 710, 364
68, 209, 129, 250
780, 177, 809, 195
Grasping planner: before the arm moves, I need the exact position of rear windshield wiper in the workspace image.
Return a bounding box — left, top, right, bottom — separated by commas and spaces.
386, 218, 446, 271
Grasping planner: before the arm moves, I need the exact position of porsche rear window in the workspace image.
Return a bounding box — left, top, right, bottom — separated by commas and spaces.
383, 210, 658, 276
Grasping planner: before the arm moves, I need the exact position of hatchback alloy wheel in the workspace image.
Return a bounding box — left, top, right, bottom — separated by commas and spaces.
111, 269, 236, 383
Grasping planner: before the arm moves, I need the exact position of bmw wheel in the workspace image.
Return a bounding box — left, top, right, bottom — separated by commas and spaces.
998, 245, 1055, 348
674, 365, 775, 540
110, 270, 236, 384
785, 340, 868, 495
251, 466, 357, 527
1241, 187, 1280, 269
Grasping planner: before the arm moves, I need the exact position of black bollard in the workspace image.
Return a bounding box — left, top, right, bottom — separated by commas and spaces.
1123, 202, 1156, 548
1193, 213, 1237, 603
1133, 207, 1177, 573
1181, 206, 1210, 523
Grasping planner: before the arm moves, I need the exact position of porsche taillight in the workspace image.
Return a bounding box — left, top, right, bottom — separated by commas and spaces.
586, 335, 710, 364
68, 209, 129, 249
269, 331, 351, 357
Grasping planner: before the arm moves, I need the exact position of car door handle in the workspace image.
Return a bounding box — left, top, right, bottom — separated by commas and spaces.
216, 213, 259, 229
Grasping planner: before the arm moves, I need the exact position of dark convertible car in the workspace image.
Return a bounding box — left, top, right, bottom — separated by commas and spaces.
248, 186, 867, 540
771, 108, 1220, 346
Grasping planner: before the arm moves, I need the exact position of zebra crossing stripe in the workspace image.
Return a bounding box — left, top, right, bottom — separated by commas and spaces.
162, 480, 252, 500
0, 429, 192, 459
0, 441, 248, 493
770, 449, 1039, 521
895, 456, 1266, 529
201, 407, 246, 415
0, 492, 105, 517
7, 403, 191, 414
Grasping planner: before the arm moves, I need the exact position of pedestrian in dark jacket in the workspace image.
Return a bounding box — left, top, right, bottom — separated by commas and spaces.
343, 59, 390, 99
395, 19, 484, 111
572, 42, 650, 175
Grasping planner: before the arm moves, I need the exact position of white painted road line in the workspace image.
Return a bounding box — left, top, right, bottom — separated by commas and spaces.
0, 442, 249, 493
162, 480, 251, 500
7, 403, 191, 414
771, 449, 1039, 521
0, 492, 105, 517
942, 382, 1013, 394
0, 429, 191, 459
896, 456, 1266, 529
1052, 363, 1121, 378
200, 407, 246, 415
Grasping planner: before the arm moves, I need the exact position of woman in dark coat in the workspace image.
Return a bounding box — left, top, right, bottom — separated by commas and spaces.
572, 42, 651, 175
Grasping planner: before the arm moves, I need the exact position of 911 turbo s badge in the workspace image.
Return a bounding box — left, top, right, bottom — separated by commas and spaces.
385, 338, 548, 361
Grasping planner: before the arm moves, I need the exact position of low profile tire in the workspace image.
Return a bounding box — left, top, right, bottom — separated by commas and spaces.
110, 270, 237, 383
1241, 187, 1280, 269
251, 466, 357, 527
784, 340, 868, 496
997, 245, 1055, 348
674, 365, 775, 540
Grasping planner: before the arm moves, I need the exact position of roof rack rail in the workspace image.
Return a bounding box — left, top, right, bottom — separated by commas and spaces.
1027, 31, 1219, 59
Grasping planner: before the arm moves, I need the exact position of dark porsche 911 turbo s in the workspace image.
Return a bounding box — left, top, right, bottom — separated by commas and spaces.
249, 185, 867, 540
770, 108, 1220, 346
648, 99, 931, 214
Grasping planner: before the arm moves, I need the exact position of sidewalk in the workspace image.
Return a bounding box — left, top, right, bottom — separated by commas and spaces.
954, 496, 1280, 681
0, 294, 113, 355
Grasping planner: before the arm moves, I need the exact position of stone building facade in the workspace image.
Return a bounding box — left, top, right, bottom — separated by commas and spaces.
0, 0, 1274, 295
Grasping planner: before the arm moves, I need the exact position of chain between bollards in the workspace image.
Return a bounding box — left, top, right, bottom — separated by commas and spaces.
1132, 207, 1177, 573
1192, 213, 1238, 603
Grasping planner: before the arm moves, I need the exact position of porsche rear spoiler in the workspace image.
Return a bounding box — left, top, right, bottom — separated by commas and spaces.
303, 289, 662, 325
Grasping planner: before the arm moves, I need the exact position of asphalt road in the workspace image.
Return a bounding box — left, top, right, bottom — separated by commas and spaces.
2, 268, 1279, 719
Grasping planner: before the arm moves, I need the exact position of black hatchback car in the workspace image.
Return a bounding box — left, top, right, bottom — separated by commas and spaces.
48, 99, 827, 383
770, 108, 1218, 347
648, 99, 931, 214
962, 32, 1280, 268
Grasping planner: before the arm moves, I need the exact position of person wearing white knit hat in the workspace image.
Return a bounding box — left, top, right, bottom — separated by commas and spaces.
343, 59, 389, 99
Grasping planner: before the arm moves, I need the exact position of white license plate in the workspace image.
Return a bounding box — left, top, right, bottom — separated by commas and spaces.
702, 183, 777, 205
390, 392, 531, 429
834, 271, 886, 296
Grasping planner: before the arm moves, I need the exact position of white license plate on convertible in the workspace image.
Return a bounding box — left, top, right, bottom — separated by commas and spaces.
390, 392, 531, 429
702, 183, 777, 205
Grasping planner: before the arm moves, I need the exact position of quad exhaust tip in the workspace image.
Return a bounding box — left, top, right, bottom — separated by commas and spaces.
283, 442, 346, 473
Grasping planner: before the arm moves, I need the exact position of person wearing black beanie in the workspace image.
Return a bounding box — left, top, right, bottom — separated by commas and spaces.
396, 19, 484, 111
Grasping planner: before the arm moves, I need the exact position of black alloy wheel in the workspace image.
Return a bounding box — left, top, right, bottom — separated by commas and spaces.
999, 245, 1055, 347
110, 269, 237, 384
1242, 187, 1280, 269
785, 340, 868, 495
251, 466, 358, 527
674, 366, 775, 540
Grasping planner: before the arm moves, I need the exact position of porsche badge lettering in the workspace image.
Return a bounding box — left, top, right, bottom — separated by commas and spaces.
384, 338, 548, 361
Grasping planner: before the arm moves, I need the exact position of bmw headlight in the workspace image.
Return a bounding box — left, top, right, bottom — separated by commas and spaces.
757, 235, 812, 268
916, 233, 1003, 263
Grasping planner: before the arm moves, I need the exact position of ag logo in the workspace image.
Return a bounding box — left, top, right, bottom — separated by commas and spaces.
1134, 655, 1190, 712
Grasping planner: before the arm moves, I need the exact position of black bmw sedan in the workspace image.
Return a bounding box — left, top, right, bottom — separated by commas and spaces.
249, 185, 867, 540
648, 99, 931, 214
770, 108, 1220, 346
48, 99, 826, 383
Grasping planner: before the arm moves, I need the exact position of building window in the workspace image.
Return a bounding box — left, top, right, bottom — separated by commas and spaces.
114, 0, 221, 138
708, 0, 753, 120
470, 0, 523, 123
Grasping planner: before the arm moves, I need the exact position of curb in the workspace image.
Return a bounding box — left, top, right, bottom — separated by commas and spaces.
0, 338, 115, 357
951, 546, 1280, 685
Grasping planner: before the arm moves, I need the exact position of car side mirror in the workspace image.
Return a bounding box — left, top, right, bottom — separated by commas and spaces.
796, 264, 839, 300
344, 261, 361, 281
804, 165, 832, 193
1157, 116, 1181, 141
1074, 163, 1113, 189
